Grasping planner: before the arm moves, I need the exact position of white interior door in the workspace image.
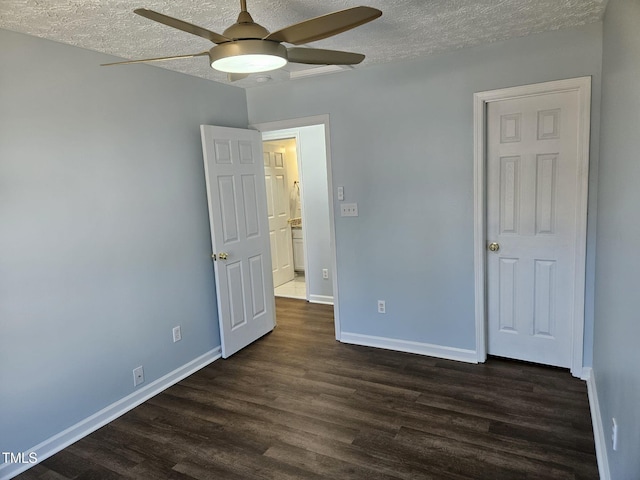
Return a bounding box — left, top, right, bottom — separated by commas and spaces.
263, 143, 294, 287
486, 90, 581, 368
201, 125, 275, 358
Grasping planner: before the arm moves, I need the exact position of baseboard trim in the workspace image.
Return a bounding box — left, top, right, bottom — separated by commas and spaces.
0, 347, 221, 480
585, 367, 611, 480
308, 294, 334, 305
340, 332, 477, 363
580, 367, 592, 381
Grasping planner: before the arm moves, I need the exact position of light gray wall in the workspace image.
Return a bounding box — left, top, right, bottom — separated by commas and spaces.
0, 29, 248, 454
297, 125, 333, 300
248, 24, 602, 354
594, 0, 640, 477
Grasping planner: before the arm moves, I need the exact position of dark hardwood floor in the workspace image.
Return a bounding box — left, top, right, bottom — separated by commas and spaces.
17, 297, 598, 479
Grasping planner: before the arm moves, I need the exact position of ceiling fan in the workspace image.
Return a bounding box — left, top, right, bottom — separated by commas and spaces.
102, 1, 382, 81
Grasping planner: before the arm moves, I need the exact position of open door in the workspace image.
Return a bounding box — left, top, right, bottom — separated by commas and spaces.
201, 125, 276, 358
263, 142, 295, 288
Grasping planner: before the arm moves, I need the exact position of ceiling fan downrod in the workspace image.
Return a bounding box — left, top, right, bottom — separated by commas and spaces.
235, 0, 254, 26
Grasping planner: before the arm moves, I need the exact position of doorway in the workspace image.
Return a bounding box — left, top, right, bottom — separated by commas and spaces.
263, 137, 306, 300
252, 115, 341, 339
261, 126, 334, 305
473, 77, 592, 377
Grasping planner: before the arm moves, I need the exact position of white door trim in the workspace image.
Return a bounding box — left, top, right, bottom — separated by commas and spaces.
250, 115, 341, 341
473, 77, 591, 377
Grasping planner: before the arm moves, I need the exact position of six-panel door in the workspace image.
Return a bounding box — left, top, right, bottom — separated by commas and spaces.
487, 91, 580, 368
201, 125, 276, 358
263, 144, 294, 288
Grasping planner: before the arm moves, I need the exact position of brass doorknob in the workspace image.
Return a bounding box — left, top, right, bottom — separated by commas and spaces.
488, 242, 500, 252
218, 252, 229, 260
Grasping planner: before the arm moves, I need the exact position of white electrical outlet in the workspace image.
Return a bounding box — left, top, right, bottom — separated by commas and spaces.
173, 326, 182, 343
337, 186, 345, 201
377, 300, 386, 314
133, 366, 144, 387
322, 268, 329, 279
340, 203, 358, 217
612, 418, 618, 451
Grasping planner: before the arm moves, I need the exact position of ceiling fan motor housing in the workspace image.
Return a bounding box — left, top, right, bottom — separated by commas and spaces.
222, 11, 270, 39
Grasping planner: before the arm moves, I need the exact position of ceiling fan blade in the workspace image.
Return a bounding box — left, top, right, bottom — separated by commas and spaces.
227, 73, 250, 82
134, 9, 229, 44
101, 52, 209, 66
264, 6, 382, 45
287, 47, 365, 65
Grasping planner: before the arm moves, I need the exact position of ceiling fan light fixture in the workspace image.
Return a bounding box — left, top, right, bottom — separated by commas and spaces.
209, 40, 287, 74
212, 54, 287, 73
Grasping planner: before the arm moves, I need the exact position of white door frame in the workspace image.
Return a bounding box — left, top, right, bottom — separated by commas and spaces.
250, 115, 341, 341
473, 77, 591, 377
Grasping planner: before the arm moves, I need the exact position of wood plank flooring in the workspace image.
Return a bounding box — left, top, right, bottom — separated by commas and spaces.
16, 298, 598, 479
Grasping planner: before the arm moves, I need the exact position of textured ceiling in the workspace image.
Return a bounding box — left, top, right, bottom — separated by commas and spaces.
1, 0, 607, 87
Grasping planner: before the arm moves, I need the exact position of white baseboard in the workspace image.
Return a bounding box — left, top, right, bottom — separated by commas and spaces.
340, 332, 477, 363
580, 367, 592, 381
584, 367, 611, 480
308, 294, 334, 305
0, 347, 221, 480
